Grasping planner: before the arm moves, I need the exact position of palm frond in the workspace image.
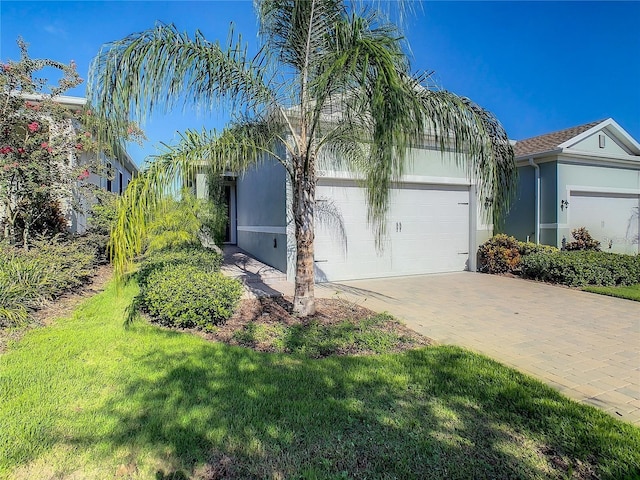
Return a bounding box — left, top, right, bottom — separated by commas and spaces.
418, 90, 517, 227
87, 23, 276, 144
109, 119, 287, 277
256, 0, 343, 72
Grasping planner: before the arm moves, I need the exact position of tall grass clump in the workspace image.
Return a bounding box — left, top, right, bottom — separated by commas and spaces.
0, 237, 97, 327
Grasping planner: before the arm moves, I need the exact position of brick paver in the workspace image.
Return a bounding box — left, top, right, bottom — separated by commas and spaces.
225, 247, 640, 426
312, 273, 640, 425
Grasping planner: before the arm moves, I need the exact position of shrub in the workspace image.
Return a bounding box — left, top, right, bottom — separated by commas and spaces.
518, 242, 559, 256
478, 235, 561, 274
141, 264, 242, 329
477, 234, 521, 274
137, 245, 223, 287
564, 227, 601, 251
522, 251, 640, 287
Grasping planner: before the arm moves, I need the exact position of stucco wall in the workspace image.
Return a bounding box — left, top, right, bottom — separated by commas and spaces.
557, 161, 640, 249
503, 166, 536, 242
236, 156, 288, 272
571, 131, 630, 156
68, 151, 135, 233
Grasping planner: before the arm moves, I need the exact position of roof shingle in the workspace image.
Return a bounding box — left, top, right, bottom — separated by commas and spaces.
513, 120, 605, 158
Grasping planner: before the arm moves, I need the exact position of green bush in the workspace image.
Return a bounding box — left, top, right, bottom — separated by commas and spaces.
522, 251, 640, 287
141, 264, 242, 329
518, 242, 559, 256
137, 245, 223, 287
478, 235, 560, 274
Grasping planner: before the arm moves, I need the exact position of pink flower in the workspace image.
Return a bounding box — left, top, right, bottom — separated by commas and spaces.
78, 169, 90, 180
75, 143, 83, 150
28, 122, 39, 133
17, 148, 25, 154
0, 146, 13, 154
41, 142, 48, 149
1, 64, 10, 72
84, 131, 91, 138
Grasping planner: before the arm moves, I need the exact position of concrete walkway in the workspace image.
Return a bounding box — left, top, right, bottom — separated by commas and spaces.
222, 247, 640, 425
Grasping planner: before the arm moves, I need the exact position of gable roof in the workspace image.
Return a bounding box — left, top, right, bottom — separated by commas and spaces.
513, 120, 604, 157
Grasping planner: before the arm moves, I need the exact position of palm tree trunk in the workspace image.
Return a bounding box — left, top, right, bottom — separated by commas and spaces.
292, 155, 316, 316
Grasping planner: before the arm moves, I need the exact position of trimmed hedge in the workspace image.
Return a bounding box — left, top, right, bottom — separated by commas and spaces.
522, 251, 640, 287
137, 245, 223, 287
141, 263, 243, 330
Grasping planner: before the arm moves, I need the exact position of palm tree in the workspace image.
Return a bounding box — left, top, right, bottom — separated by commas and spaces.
88, 0, 516, 316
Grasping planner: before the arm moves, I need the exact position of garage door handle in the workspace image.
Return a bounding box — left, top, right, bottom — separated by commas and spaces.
399, 222, 402, 232
458, 252, 469, 255
458, 202, 469, 205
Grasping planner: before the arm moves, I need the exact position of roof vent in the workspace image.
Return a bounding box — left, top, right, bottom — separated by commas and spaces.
599, 134, 606, 148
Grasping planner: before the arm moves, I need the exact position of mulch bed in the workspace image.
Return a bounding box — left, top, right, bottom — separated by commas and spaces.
200, 295, 432, 355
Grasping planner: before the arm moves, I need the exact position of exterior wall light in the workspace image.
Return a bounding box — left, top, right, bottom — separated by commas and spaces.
561, 199, 569, 211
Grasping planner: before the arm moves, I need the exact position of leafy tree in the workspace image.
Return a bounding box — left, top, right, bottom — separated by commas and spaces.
0, 38, 87, 246
88, 0, 516, 315
0, 38, 146, 249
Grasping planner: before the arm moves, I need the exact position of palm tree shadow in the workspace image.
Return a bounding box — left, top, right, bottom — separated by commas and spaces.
65, 338, 634, 478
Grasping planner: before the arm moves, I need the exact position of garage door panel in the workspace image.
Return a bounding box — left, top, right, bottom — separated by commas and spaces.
314, 182, 470, 281
570, 192, 639, 255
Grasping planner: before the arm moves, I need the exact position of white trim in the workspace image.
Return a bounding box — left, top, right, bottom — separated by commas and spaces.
237, 225, 287, 235
540, 223, 558, 229
318, 170, 472, 186
557, 119, 611, 149
558, 152, 640, 168
517, 150, 640, 167
557, 118, 640, 154
566, 185, 640, 196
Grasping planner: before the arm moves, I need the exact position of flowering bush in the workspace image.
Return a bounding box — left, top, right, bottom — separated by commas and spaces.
0, 38, 146, 248
0, 38, 91, 247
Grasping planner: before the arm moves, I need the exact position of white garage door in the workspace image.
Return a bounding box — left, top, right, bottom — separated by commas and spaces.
314, 180, 471, 282
569, 191, 640, 254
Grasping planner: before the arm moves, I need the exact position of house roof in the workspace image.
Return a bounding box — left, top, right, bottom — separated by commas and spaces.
513, 120, 605, 158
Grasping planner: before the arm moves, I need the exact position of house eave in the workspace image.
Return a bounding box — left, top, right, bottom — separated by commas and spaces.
516, 148, 640, 169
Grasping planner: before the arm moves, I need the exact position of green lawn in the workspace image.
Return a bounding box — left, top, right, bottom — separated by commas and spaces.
583, 283, 640, 302
1, 281, 639, 479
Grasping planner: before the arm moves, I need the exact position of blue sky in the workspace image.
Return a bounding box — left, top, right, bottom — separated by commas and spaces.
2, 1, 639, 167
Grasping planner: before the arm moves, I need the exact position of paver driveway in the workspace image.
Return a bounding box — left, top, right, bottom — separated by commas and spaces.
314, 272, 640, 425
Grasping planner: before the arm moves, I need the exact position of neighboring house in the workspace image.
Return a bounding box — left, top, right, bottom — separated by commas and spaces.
195, 141, 494, 283
31, 94, 138, 234
504, 119, 640, 255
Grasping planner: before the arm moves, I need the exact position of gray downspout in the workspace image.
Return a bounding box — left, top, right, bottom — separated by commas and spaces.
528, 158, 540, 244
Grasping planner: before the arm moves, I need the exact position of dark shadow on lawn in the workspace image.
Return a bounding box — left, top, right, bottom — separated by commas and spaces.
67, 332, 639, 479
